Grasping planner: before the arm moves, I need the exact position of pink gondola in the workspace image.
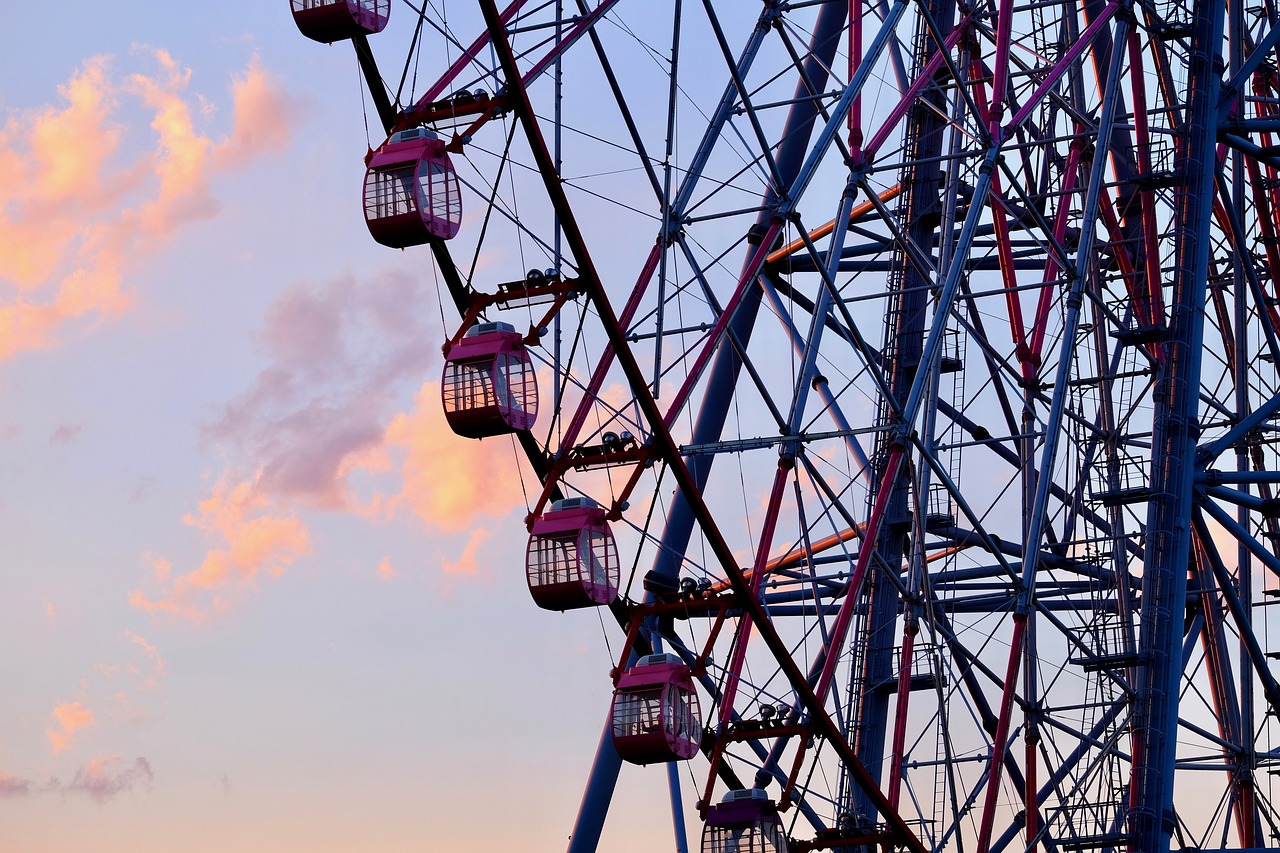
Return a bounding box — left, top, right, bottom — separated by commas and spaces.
442, 322, 537, 438
291, 0, 389, 43
364, 128, 462, 248
527, 498, 619, 610
611, 654, 701, 764
702, 789, 789, 853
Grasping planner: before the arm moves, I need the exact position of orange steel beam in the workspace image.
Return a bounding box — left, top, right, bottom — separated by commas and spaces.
765, 184, 902, 265
699, 526, 970, 596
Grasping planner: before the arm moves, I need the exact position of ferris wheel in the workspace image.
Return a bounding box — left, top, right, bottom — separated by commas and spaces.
293, 1, 1280, 851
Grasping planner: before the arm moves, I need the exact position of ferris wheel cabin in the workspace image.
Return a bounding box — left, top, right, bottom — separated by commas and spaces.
364, 128, 462, 248
702, 789, 789, 853
526, 497, 619, 610
441, 322, 537, 438
611, 654, 701, 764
291, 0, 390, 43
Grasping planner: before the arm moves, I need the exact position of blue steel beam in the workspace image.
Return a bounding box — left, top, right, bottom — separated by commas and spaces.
1129, 0, 1226, 845
566, 722, 624, 853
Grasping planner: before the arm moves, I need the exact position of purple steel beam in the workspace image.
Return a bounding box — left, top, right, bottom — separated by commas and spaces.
414, 0, 528, 107
566, 720, 623, 853
394, 1, 622, 134
1006, 1, 1120, 130
861, 22, 968, 158
715, 461, 793, 728
1192, 510, 1280, 714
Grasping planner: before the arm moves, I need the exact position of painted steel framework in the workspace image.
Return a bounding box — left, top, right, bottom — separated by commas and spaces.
299, 0, 1280, 849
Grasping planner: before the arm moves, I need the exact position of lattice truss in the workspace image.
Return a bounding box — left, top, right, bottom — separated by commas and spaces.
294, 0, 1280, 850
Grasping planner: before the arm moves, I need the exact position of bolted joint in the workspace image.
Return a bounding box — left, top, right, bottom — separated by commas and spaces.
746, 221, 774, 246
660, 212, 686, 246
778, 442, 799, 468
759, 0, 784, 26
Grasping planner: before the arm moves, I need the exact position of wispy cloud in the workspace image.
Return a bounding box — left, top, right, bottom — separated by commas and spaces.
49, 422, 82, 445
0, 769, 32, 798
442, 528, 493, 576
142, 264, 537, 618
213, 55, 298, 169
139, 272, 437, 619
208, 272, 438, 510
122, 631, 167, 688
64, 756, 153, 804
1, 756, 154, 804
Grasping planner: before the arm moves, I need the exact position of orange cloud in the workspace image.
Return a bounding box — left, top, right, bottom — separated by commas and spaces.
442, 528, 492, 576
123, 49, 219, 231
0, 48, 296, 363
47, 701, 96, 753
131, 476, 311, 621
384, 381, 527, 532
376, 557, 398, 580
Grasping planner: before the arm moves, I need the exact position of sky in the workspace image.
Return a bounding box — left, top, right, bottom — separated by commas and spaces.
0, 4, 681, 850
5, 3, 1273, 852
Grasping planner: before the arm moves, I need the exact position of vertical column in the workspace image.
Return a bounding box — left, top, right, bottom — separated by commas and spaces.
850, 0, 957, 816
1127, 0, 1225, 846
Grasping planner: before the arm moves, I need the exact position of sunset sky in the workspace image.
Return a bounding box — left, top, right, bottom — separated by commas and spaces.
0, 4, 679, 850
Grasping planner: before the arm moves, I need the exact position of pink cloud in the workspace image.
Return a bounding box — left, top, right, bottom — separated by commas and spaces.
142, 271, 446, 617
47, 701, 96, 753
0, 770, 32, 798
0, 48, 297, 363
65, 756, 153, 804
214, 55, 299, 168
147, 264, 536, 608
131, 477, 311, 621
86, 631, 168, 724
207, 272, 438, 510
